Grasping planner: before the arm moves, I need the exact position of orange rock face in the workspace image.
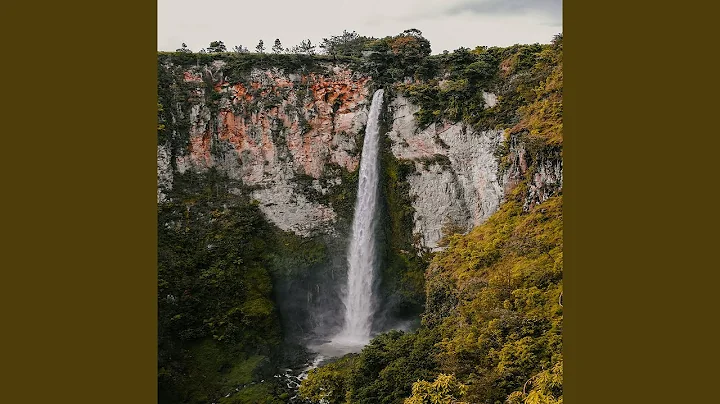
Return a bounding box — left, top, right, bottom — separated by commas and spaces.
188, 130, 212, 168
183, 71, 203, 83
182, 66, 370, 183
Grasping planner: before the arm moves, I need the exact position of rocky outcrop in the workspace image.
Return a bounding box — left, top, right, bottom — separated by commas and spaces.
501, 140, 564, 211
387, 95, 505, 251
157, 144, 172, 203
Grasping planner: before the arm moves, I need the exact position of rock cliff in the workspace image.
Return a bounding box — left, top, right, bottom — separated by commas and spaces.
386, 94, 505, 251
159, 62, 371, 236
157, 60, 562, 250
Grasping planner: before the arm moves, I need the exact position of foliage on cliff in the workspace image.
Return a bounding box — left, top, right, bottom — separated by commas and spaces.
300, 34, 563, 404
507, 36, 563, 147
377, 128, 429, 322
158, 169, 326, 403
353, 29, 433, 87
320, 30, 375, 59
158, 28, 563, 404
399, 34, 563, 139
301, 191, 562, 404
405, 374, 469, 404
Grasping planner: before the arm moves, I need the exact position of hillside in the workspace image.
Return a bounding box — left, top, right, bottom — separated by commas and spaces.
157, 29, 563, 404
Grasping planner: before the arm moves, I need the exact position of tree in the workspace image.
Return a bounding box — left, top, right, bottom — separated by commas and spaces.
506, 359, 563, 404
272, 38, 283, 54
255, 40, 265, 53
403, 28, 424, 38
299, 355, 356, 403
176, 43, 192, 53
298, 39, 316, 55
233, 45, 249, 53
390, 30, 431, 60
552, 33, 563, 49
207, 41, 226, 53
404, 374, 468, 404
320, 30, 373, 58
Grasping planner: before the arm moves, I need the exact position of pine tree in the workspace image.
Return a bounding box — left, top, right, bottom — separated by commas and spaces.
272, 39, 283, 54
176, 43, 191, 53
298, 39, 316, 55
207, 41, 226, 53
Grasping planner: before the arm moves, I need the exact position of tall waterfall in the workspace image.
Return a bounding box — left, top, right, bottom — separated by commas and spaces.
337, 88, 385, 343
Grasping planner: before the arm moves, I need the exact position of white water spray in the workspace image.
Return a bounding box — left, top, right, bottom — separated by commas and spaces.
335, 88, 385, 345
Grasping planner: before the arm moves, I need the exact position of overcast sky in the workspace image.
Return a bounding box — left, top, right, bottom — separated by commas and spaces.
158, 0, 562, 54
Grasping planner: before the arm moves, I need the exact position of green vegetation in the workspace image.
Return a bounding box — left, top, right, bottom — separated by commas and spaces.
156, 51, 338, 77
405, 374, 468, 404
376, 120, 429, 320
320, 30, 375, 59
299, 355, 358, 403
348, 29, 435, 90
158, 28, 563, 404
301, 329, 440, 404
507, 36, 563, 147
157, 59, 192, 163
207, 41, 228, 53
299, 32, 563, 404
301, 193, 563, 404
158, 169, 327, 403
399, 34, 563, 136
293, 162, 360, 227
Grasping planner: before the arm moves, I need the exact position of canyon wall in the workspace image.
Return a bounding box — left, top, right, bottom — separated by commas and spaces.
157, 61, 562, 251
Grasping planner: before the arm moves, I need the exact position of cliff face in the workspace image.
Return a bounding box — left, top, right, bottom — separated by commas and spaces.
157, 61, 562, 251
159, 62, 371, 236
157, 35, 564, 404
387, 94, 505, 251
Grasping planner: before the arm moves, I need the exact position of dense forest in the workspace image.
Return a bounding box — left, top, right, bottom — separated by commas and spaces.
158, 29, 562, 404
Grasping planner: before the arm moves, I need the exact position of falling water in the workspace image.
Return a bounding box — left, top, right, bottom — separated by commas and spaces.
335, 88, 385, 345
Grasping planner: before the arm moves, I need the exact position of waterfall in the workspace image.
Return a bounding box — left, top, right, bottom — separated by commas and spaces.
336, 88, 384, 344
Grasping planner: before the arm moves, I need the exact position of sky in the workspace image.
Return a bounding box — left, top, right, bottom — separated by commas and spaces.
158, 0, 562, 54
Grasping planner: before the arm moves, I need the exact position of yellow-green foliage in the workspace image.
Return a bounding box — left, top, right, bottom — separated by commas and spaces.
428, 196, 562, 403
509, 42, 563, 146
506, 357, 563, 404
299, 196, 562, 404
297, 35, 563, 401
404, 374, 468, 404
397, 40, 562, 134
300, 355, 358, 403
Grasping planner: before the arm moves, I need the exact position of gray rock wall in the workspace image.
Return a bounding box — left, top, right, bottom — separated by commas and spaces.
387, 95, 505, 251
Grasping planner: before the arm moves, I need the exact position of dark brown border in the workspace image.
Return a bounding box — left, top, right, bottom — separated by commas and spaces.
4, 0, 158, 402
564, 1, 717, 403
6, 1, 716, 403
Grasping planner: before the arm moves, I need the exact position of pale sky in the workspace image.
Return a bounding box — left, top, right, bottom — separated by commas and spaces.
158, 0, 562, 54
